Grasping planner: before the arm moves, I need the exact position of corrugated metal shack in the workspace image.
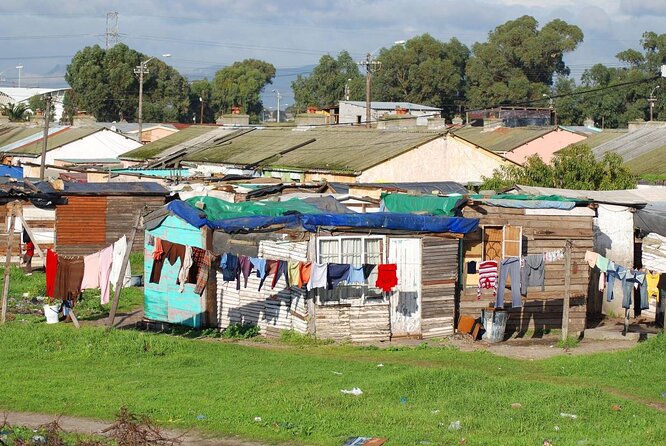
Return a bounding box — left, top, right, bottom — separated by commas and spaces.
460, 195, 595, 336
52, 182, 169, 255
142, 196, 479, 339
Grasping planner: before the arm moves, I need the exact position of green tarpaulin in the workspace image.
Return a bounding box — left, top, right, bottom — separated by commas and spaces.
380, 193, 465, 216
185, 196, 324, 220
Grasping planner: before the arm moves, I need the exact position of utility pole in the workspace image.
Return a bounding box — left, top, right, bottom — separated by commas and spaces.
39, 94, 51, 180
272, 89, 281, 123
649, 85, 660, 121
359, 53, 381, 128
15, 65, 23, 88
199, 96, 204, 124
134, 60, 149, 143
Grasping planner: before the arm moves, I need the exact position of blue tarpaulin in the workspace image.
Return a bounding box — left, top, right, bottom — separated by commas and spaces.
167, 199, 479, 234
0, 165, 23, 179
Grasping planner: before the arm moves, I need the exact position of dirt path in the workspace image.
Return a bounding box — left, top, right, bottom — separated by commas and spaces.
2, 411, 268, 446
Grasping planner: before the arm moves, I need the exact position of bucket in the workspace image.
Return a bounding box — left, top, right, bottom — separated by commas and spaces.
130, 275, 144, 287
43, 304, 60, 324
481, 308, 508, 343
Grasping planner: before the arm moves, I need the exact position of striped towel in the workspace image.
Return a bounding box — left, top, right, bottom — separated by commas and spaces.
477, 260, 498, 298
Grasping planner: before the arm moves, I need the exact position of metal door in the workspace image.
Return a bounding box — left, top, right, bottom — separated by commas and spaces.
388, 238, 421, 336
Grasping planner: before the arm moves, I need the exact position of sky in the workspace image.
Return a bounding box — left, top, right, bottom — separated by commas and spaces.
1, 0, 665, 107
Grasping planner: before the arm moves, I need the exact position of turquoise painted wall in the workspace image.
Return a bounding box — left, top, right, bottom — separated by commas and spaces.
144, 215, 206, 328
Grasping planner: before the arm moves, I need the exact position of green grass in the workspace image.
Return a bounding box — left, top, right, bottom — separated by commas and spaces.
556, 336, 580, 349
1, 257, 145, 323
1, 321, 665, 446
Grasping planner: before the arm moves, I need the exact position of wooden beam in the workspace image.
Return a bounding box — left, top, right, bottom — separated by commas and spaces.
16, 213, 45, 261
561, 239, 572, 340
106, 207, 144, 329
1, 201, 17, 324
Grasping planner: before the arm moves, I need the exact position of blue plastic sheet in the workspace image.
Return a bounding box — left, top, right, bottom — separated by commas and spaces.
167, 200, 480, 234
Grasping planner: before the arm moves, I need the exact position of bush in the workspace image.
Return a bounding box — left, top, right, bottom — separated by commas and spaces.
220, 323, 260, 339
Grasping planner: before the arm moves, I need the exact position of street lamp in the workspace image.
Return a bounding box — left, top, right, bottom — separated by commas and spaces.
134, 54, 170, 142
272, 89, 281, 123
199, 97, 204, 124
649, 85, 660, 121
15, 65, 23, 88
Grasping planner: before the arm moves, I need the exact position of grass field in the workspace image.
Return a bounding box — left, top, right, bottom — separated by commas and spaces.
2, 257, 665, 445
1, 319, 665, 446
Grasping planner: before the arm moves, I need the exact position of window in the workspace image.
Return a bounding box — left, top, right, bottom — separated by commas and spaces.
316, 236, 385, 302
482, 225, 522, 261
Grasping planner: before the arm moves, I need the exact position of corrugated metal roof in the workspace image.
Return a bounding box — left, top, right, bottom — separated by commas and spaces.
0, 125, 44, 149
513, 184, 666, 206
451, 126, 553, 153
341, 101, 442, 111
593, 127, 666, 164
330, 181, 468, 195
184, 127, 444, 173
576, 128, 626, 149
35, 181, 169, 196
626, 144, 666, 176
120, 125, 222, 160
7, 127, 102, 155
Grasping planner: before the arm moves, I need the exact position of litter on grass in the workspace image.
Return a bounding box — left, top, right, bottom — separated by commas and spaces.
448, 421, 461, 431
332, 371, 343, 375
341, 387, 363, 396
560, 412, 578, 419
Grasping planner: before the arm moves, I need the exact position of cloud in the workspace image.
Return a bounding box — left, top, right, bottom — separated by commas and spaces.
620, 0, 666, 16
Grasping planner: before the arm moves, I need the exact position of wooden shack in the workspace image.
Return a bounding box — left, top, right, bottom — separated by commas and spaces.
55, 182, 169, 255
460, 201, 594, 336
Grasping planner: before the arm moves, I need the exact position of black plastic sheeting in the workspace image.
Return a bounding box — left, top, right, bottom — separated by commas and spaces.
635, 202, 666, 237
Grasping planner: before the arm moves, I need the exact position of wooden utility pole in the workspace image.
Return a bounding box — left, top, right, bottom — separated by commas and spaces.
1, 202, 17, 324
107, 208, 144, 329
39, 94, 51, 180
199, 96, 204, 124
561, 240, 572, 340
359, 53, 381, 128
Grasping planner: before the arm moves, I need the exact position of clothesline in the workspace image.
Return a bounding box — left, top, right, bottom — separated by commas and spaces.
585, 250, 659, 310
148, 236, 401, 294
45, 235, 131, 307
473, 249, 563, 309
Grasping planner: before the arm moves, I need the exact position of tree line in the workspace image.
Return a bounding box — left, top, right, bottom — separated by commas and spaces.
61, 16, 666, 127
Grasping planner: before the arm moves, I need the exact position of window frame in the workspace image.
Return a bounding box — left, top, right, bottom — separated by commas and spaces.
481, 224, 523, 261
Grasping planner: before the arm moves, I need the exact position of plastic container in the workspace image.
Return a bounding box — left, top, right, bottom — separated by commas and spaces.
481, 308, 508, 342
43, 304, 59, 324
130, 275, 144, 287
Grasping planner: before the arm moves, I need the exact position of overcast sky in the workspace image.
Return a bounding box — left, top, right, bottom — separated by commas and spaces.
1, 0, 665, 105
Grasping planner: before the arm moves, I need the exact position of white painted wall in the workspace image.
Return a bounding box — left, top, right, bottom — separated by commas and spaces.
359, 135, 510, 184
594, 204, 635, 315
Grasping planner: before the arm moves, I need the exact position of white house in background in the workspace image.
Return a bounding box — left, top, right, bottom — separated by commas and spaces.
1, 126, 141, 177
337, 101, 442, 125
0, 87, 70, 122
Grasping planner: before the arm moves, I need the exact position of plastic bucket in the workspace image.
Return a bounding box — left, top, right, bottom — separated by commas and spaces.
481, 308, 508, 343
130, 275, 144, 287
43, 304, 59, 324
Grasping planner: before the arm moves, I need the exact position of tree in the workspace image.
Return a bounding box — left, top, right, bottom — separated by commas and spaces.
1, 103, 29, 122
65, 43, 191, 122
466, 16, 583, 108
292, 51, 363, 110
482, 144, 635, 191
373, 34, 469, 118
211, 59, 275, 121
28, 95, 55, 122
189, 79, 214, 124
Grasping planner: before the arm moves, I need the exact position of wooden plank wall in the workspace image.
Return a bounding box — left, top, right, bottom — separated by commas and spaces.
461, 205, 592, 335
106, 196, 165, 251
420, 236, 458, 339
